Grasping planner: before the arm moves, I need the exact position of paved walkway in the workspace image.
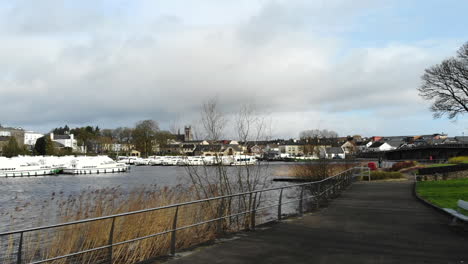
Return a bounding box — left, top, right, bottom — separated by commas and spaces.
166, 181, 468, 264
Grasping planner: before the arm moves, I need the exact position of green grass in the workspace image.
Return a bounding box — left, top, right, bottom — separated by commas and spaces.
425, 163, 455, 168
416, 178, 468, 209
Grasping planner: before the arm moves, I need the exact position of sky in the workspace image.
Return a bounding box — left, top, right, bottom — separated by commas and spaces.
0, 0, 467, 139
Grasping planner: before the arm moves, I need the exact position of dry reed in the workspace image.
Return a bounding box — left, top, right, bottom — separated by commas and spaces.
2, 184, 254, 264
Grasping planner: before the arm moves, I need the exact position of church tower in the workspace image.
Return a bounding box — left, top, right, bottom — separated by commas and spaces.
184, 126, 193, 141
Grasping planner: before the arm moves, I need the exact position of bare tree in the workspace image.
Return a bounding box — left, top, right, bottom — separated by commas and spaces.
185, 99, 271, 232
418, 41, 468, 119
299, 129, 338, 139
201, 97, 225, 141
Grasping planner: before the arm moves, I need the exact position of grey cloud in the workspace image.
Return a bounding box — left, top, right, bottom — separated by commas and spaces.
0, 0, 462, 137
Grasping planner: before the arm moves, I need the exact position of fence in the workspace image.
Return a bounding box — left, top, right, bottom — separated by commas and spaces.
0, 167, 369, 264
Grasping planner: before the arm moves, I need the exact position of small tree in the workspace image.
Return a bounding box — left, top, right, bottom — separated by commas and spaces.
3, 137, 22, 157
34, 136, 56, 156
418, 42, 468, 119
132, 120, 159, 157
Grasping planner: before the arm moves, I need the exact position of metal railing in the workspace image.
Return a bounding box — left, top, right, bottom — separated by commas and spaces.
0, 167, 369, 264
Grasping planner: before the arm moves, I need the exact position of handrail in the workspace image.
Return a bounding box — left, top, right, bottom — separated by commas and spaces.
0, 167, 364, 236
0, 166, 369, 264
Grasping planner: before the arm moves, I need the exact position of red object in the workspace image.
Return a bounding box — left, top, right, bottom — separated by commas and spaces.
368, 162, 377, 171
429, 156, 433, 161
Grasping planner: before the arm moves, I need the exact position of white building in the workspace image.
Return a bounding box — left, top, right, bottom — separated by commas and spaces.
368, 142, 396, 152
0, 131, 11, 137
24, 131, 44, 146
50, 133, 78, 150
323, 147, 346, 159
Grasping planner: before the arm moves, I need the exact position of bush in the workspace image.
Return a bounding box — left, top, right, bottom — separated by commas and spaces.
370, 171, 404, 180
390, 161, 417, 171
447, 156, 468, 164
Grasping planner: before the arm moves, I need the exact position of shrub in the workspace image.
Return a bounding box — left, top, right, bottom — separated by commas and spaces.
447, 156, 468, 164
390, 161, 417, 171
370, 171, 404, 180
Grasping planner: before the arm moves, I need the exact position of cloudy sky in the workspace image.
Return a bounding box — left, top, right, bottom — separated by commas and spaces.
0, 0, 467, 138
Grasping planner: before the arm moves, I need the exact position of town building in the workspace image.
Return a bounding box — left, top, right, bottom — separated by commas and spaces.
50, 133, 78, 151
323, 147, 345, 159
279, 143, 304, 157
24, 131, 44, 146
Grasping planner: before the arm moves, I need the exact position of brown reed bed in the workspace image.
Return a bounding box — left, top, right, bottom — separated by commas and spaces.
2, 185, 254, 264
291, 160, 359, 181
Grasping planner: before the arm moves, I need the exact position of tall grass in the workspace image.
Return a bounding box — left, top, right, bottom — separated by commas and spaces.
291, 161, 358, 181
2, 185, 254, 264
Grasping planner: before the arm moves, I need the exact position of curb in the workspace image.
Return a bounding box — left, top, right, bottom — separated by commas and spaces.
412, 181, 454, 218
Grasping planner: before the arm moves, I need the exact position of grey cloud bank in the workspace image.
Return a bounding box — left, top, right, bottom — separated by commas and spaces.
0, 0, 467, 137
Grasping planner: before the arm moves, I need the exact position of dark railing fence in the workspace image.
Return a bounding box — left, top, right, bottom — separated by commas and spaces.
418, 163, 468, 175
0, 167, 369, 264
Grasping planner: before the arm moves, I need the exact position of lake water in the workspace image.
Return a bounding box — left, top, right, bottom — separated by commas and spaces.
0, 163, 295, 233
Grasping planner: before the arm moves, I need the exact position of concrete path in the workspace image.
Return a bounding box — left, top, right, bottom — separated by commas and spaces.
166, 181, 468, 264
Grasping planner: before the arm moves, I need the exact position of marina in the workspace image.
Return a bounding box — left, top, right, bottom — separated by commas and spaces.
0, 156, 130, 177
0, 154, 259, 178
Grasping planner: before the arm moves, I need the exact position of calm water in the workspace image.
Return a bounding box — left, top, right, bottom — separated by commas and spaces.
0, 164, 294, 232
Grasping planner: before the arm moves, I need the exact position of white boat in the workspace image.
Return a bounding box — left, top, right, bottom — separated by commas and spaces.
117, 156, 138, 165
63, 156, 129, 174
149, 156, 164, 166
231, 155, 258, 166
134, 158, 151, 166
0, 157, 60, 177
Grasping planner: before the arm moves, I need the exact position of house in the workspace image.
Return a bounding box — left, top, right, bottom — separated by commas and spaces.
129, 150, 141, 157
50, 133, 78, 151
323, 147, 345, 159
0, 127, 25, 146
367, 141, 396, 152
24, 131, 44, 146
181, 144, 196, 155
249, 145, 265, 156
341, 140, 357, 155
384, 139, 405, 149
279, 143, 304, 157
193, 144, 242, 156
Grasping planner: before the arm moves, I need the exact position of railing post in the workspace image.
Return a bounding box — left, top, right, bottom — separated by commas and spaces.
108, 217, 116, 264
315, 183, 321, 209
17, 232, 23, 264
278, 188, 283, 220
332, 178, 337, 197
299, 186, 304, 216
217, 198, 224, 235
170, 206, 179, 256
250, 193, 257, 231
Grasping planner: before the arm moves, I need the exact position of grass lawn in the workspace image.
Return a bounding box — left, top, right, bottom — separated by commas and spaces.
425, 163, 455, 168
416, 178, 468, 209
